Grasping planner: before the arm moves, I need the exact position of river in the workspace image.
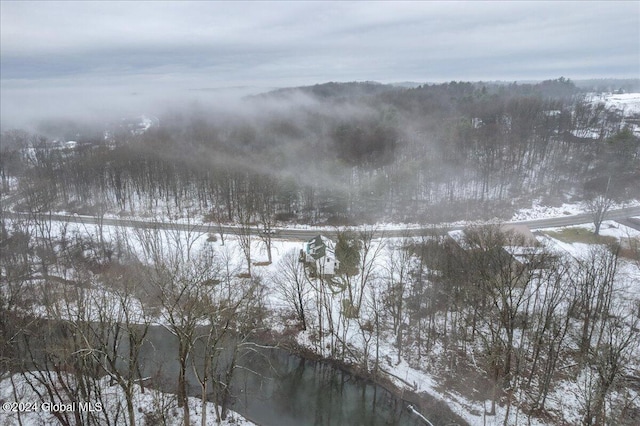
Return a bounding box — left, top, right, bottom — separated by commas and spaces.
134, 326, 464, 426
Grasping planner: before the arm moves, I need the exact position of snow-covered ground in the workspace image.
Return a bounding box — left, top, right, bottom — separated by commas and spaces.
588, 92, 640, 117
511, 198, 640, 222
511, 200, 587, 221
280, 219, 640, 426
534, 221, 640, 426
585, 92, 640, 136
0, 372, 255, 426
4, 214, 640, 426
539, 219, 640, 294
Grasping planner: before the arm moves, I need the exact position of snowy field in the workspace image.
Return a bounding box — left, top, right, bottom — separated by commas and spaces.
588, 92, 640, 117
586, 92, 640, 136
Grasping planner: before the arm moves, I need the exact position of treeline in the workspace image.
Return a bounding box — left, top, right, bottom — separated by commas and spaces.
2, 78, 639, 224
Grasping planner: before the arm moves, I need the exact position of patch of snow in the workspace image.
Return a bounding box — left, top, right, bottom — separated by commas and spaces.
512, 200, 586, 221
585, 92, 640, 116
570, 128, 601, 139
0, 372, 256, 426
597, 92, 640, 116
511, 199, 640, 222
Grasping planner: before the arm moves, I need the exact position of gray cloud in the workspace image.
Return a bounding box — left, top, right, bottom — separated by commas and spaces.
1, 1, 638, 128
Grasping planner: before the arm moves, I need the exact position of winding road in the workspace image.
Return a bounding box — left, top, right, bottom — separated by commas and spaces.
4, 205, 640, 240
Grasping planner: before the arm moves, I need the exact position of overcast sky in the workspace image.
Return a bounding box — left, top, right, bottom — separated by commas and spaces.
1, 1, 639, 127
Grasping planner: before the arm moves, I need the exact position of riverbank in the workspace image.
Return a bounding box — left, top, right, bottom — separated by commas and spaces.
0, 371, 256, 426
258, 328, 469, 426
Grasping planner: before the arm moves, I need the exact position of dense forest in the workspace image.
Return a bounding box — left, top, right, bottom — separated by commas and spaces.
2, 78, 639, 225
1, 78, 640, 426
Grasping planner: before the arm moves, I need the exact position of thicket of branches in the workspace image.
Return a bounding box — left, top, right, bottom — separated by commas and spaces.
2, 79, 638, 224
0, 213, 265, 426
275, 226, 639, 425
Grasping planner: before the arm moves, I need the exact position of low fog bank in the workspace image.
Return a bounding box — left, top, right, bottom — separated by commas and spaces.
2, 78, 639, 224
3, 76, 638, 135
0, 77, 274, 134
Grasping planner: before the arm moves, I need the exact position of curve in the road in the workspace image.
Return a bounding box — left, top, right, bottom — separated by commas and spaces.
5, 206, 640, 240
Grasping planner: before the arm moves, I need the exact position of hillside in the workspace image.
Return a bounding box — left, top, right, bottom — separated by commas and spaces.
1, 79, 639, 226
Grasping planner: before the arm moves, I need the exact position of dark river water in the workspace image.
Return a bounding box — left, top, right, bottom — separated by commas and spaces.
133, 326, 464, 426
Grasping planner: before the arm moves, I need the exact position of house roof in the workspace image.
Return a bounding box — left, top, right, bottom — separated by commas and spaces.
306, 235, 325, 260
305, 235, 336, 260
500, 224, 538, 246
448, 225, 538, 250
447, 229, 472, 249
502, 245, 546, 264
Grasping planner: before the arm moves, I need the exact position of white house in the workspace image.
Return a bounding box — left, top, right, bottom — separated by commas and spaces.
302, 235, 340, 276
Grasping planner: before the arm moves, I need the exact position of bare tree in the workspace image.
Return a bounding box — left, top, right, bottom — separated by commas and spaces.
132, 222, 216, 426
191, 269, 262, 425
356, 227, 385, 312
234, 186, 256, 277
255, 174, 278, 264
335, 226, 384, 316
272, 249, 311, 330
356, 285, 382, 375
92, 256, 152, 426
586, 310, 639, 425
16, 230, 128, 426
584, 176, 613, 236
525, 257, 572, 412
382, 235, 413, 363
0, 213, 39, 395
570, 244, 619, 357
463, 225, 552, 412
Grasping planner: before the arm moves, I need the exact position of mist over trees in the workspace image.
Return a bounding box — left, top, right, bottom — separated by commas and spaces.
2, 78, 639, 225
1, 73, 640, 423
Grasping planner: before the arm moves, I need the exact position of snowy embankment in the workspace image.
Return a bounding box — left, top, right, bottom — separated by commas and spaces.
0, 373, 255, 426
511, 198, 640, 222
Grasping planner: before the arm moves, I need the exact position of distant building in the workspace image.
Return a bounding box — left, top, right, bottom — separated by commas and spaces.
448, 224, 549, 267
500, 224, 538, 247
301, 235, 340, 276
